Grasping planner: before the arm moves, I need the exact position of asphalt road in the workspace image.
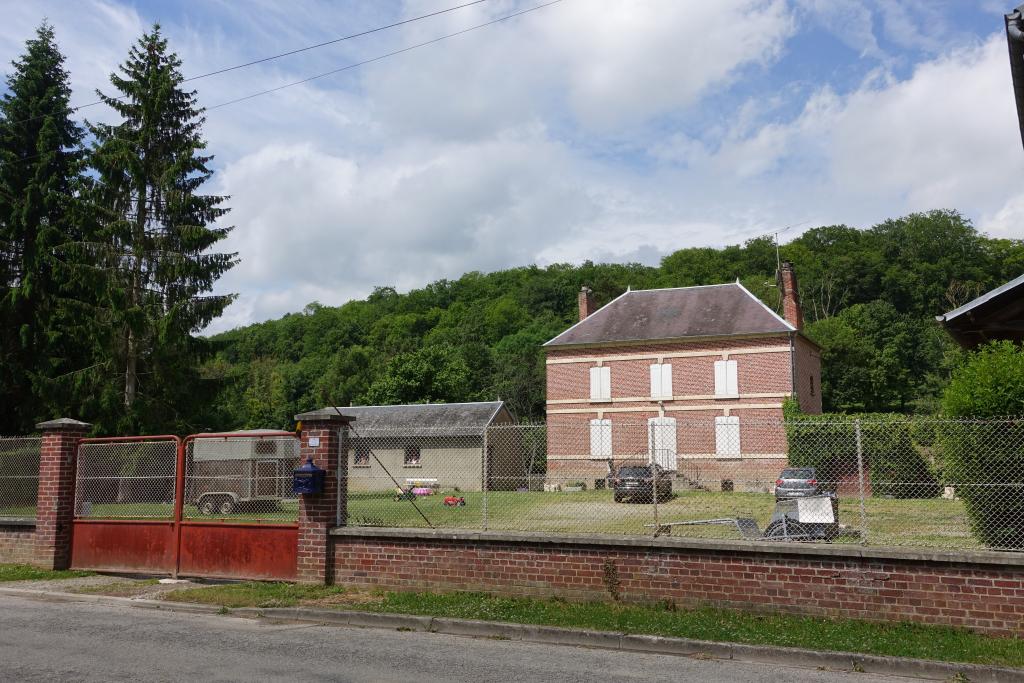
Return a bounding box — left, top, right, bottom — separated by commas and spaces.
0, 593, 915, 683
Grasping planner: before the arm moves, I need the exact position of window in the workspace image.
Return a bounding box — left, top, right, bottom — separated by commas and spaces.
403, 445, 421, 466
589, 419, 612, 457
589, 365, 611, 401
649, 363, 673, 399
353, 442, 370, 467
714, 360, 739, 397
809, 375, 816, 397
715, 416, 741, 457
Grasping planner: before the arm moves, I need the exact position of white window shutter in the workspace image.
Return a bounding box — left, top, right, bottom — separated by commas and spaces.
590, 419, 611, 457
726, 360, 739, 396
714, 360, 727, 396
649, 364, 661, 399
715, 416, 740, 457
601, 366, 611, 400
590, 367, 600, 400
661, 364, 673, 399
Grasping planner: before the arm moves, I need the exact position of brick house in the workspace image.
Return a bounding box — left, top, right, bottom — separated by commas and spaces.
543, 262, 821, 491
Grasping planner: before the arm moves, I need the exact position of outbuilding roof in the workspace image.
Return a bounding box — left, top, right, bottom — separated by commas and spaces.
544, 283, 795, 348
936, 272, 1024, 348
297, 401, 508, 436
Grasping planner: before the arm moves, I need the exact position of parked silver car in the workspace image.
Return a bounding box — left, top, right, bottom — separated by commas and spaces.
774, 467, 821, 500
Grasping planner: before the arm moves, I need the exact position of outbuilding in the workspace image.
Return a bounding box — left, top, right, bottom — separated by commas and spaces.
304, 402, 521, 493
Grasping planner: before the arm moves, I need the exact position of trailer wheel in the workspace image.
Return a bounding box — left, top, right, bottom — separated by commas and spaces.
198, 496, 217, 515
764, 519, 810, 540
217, 497, 236, 515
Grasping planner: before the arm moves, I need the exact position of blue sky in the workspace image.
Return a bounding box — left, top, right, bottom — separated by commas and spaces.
1, 1, 1021, 332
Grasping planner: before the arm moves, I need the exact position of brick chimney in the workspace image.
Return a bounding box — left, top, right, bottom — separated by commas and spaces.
778, 262, 803, 330
578, 286, 595, 321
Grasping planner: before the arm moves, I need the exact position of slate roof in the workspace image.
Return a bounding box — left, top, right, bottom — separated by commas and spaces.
296, 402, 507, 436
544, 283, 795, 348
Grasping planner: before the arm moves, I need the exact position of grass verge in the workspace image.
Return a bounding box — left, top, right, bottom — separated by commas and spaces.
0, 563, 94, 582
163, 583, 1024, 667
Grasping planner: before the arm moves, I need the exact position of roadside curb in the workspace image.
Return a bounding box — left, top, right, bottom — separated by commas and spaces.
1, 586, 1020, 682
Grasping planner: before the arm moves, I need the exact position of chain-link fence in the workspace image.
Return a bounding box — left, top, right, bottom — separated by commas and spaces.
75, 439, 179, 519
341, 417, 1024, 552
0, 437, 41, 518
184, 433, 300, 523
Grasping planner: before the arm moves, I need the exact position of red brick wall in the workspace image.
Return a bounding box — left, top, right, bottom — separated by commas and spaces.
546, 336, 796, 468
330, 531, 1024, 636
0, 524, 36, 565
793, 335, 823, 414
297, 418, 349, 584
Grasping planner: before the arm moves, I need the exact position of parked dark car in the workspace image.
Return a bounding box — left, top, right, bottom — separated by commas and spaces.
611, 464, 672, 503
774, 467, 822, 500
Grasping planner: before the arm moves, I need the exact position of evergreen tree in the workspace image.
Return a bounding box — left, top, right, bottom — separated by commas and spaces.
86, 25, 236, 432
0, 23, 85, 433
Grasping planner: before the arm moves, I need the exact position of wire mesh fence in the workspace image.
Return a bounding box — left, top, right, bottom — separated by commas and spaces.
184, 433, 301, 523
340, 417, 1024, 552
75, 439, 178, 519
0, 437, 41, 518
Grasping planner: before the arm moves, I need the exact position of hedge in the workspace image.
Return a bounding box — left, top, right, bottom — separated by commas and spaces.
783, 400, 941, 499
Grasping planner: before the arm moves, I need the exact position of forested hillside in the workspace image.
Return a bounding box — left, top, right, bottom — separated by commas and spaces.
206, 210, 1024, 429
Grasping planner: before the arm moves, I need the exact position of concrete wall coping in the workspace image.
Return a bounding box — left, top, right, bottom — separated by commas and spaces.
329, 526, 1024, 569
294, 409, 355, 423
0, 518, 36, 527
35, 417, 91, 430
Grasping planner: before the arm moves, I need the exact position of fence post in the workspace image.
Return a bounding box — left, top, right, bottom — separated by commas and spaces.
294, 410, 352, 585
34, 418, 90, 570
651, 454, 660, 535
854, 418, 868, 545
482, 427, 489, 531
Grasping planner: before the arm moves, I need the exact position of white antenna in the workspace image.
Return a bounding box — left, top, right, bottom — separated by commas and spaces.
766, 221, 810, 275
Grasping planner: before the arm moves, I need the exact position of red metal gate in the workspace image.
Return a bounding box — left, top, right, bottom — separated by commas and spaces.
70, 432, 299, 580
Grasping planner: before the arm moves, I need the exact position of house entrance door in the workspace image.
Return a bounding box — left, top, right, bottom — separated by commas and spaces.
648, 417, 677, 471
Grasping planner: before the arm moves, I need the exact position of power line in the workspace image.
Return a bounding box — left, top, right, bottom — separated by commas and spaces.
1, 0, 564, 168
206, 0, 564, 112
7, 0, 495, 128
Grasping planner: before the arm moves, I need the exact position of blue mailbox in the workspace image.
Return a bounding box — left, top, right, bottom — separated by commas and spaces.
293, 458, 326, 495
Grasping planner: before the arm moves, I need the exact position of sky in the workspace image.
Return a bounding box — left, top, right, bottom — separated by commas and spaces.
0, 0, 1021, 333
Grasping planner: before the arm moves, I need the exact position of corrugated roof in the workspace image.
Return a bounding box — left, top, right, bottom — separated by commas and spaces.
544, 283, 794, 348
302, 401, 506, 436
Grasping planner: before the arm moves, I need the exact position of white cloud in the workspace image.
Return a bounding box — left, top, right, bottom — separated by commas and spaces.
364, 0, 795, 135
688, 33, 1024, 235
2, 0, 1021, 336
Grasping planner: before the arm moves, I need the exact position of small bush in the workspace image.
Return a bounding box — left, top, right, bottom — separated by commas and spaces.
941, 342, 1024, 548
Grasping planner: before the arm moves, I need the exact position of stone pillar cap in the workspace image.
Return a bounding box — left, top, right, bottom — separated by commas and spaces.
35, 417, 92, 430
293, 408, 356, 423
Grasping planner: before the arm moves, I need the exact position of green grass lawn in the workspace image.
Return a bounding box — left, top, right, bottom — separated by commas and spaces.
2, 489, 980, 548
162, 582, 1024, 667
346, 489, 979, 549
0, 563, 94, 582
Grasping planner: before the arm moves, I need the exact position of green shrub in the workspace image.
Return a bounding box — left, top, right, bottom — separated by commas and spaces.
941, 341, 1024, 548
784, 401, 940, 499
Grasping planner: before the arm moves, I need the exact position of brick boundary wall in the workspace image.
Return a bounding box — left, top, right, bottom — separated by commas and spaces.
0, 520, 37, 565
329, 528, 1024, 636
0, 419, 90, 569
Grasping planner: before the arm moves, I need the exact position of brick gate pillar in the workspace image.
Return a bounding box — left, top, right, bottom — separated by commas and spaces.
34, 418, 90, 570
294, 410, 352, 584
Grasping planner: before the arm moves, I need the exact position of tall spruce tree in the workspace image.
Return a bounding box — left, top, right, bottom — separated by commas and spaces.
0, 23, 85, 433
86, 25, 236, 432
